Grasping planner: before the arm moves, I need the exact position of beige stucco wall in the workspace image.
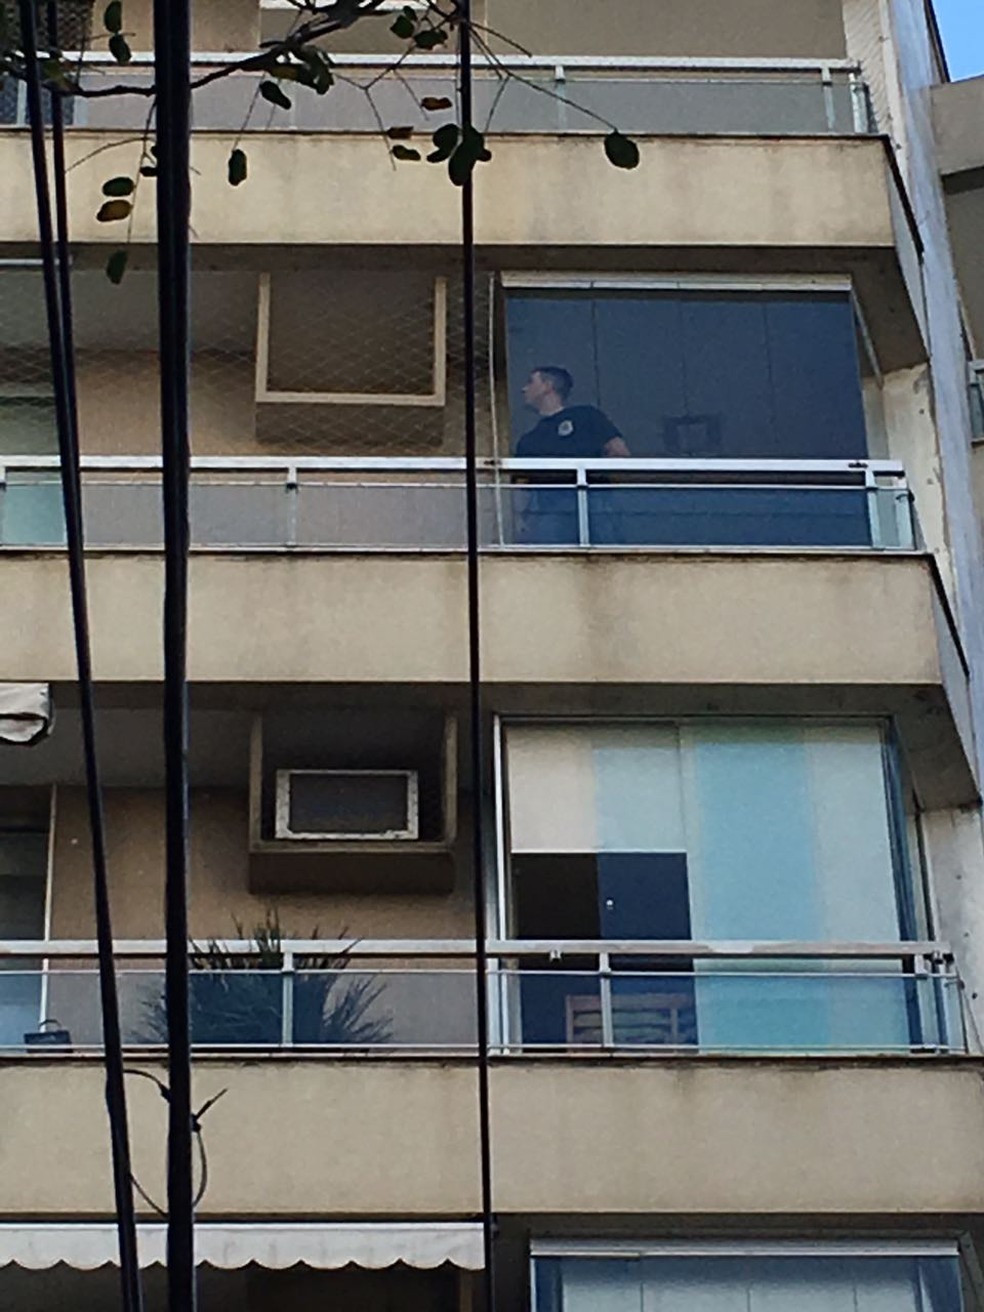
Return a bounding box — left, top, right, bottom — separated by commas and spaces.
487, 0, 848, 58
49, 786, 474, 941
122, 0, 260, 52
0, 552, 957, 688
0, 134, 899, 250
1, 1058, 983, 1216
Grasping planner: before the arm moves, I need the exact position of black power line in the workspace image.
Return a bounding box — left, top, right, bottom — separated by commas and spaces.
150, 0, 196, 1304
16, 3, 144, 1308
458, 3, 498, 1309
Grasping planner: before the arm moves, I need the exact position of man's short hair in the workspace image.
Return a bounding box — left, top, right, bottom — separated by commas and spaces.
533, 365, 573, 402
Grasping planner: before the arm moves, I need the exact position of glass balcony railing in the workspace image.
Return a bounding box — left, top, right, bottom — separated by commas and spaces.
0, 457, 919, 552
0, 56, 874, 136
0, 939, 967, 1056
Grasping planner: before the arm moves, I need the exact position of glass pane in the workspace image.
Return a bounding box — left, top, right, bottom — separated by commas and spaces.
506, 291, 869, 461
585, 485, 872, 547
534, 1254, 964, 1312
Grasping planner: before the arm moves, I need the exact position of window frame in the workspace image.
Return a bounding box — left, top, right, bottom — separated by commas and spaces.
492, 714, 921, 944
494, 271, 883, 465
254, 271, 448, 408
528, 1238, 968, 1312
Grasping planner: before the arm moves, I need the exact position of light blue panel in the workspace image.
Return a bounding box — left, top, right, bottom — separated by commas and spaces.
687, 726, 827, 1050
687, 725, 820, 938
0, 481, 66, 545
0, 973, 42, 1048
593, 729, 684, 853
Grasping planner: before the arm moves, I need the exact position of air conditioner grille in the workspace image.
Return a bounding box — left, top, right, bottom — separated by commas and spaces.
276, 769, 418, 840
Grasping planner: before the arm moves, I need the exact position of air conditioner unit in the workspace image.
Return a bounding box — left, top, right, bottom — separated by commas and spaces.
274, 769, 419, 841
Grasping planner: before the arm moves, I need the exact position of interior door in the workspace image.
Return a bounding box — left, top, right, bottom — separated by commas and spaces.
597, 853, 695, 1046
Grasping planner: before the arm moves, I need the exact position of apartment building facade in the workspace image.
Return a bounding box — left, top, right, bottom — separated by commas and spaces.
1, 0, 984, 1307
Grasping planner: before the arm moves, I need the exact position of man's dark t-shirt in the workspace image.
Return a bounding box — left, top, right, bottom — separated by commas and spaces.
516, 405, 621, 459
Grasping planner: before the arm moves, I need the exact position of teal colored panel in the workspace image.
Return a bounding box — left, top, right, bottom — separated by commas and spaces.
593, 731, 684, 853
1, 482, 66, 545
688, 726, 820, 940
687, 726, 826, 1051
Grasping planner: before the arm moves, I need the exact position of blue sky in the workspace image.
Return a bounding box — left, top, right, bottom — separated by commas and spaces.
934, 0, 984, 79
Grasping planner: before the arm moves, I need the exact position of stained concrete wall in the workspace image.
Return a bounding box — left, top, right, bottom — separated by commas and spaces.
0, 1058, 982, 1216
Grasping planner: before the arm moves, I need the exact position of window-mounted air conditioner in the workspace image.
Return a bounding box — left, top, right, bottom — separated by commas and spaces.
274, 769, 419, 841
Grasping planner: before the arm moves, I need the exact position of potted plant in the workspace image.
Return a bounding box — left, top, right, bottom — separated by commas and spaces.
141, 909, 392, 1048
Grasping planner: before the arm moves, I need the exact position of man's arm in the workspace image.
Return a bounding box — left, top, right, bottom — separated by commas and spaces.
603, 435, 631, 458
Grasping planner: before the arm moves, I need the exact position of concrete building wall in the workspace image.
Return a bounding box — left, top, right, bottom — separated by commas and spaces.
0, 1058, 983, 1217
486, 0, 849, 58
879, 0, 984, 1031
48, 786, 474, 942
0, 133, 903, 249
0, 553, 959, 689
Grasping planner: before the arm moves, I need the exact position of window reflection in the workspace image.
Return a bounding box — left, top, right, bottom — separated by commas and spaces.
507, 290, 869, 460
505, 288, 878, 548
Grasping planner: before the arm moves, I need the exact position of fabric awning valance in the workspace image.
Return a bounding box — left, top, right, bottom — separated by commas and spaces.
0, 1222, 483, 1271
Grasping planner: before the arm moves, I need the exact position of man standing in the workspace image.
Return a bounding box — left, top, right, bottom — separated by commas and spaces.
514, 366, 630, 543
516, 366, 630, 460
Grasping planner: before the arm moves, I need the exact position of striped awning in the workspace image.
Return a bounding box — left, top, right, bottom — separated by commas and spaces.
0, 1222, 483, 1271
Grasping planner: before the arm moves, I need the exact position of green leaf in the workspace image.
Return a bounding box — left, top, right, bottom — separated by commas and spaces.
105, 249, 128, 285
227, 147, 248, 186
109, 32, 131, 63
391, 144, 421, 161
390, 12, 415, 38
259, 80, 292, 110
427, 122, 459, 163
445, 125, 492, 186
41, 58, 71, 89
102, 175, 134, 197
603, 130, 640, 170
139, 164, 157, 177
103, 0, 122, 32
296, 45, 333, 94
421, 96, 452, 112
413, 27, 448, 49
97, 198, 132, 222
385, 125, 415, 140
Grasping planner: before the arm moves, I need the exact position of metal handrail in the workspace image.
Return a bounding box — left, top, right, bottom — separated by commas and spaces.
58, 52, 867, 74
0, 937, 954, 960
0, 455, 909, 477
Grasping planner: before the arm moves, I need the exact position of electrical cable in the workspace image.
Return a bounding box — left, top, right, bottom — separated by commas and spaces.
16, 4, 144, 1309
458, 3, 498, 1308
149, 0, 196, 1304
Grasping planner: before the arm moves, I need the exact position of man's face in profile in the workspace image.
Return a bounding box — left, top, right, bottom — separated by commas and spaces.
522, 370, 553, 412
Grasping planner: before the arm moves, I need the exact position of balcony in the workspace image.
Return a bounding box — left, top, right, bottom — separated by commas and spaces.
44, 55, 873, 137
0, 58, 924, 358
0, 940, 983, 1222
0, 456, 920, 551
1, 938, 966, 1056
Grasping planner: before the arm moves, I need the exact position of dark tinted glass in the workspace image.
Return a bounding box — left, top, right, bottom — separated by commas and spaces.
507, 290, 868, 460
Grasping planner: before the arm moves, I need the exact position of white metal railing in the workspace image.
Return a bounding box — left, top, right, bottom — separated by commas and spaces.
0, 938, 966, 1056
0, 456, 918, 552
0, 54, 875, 136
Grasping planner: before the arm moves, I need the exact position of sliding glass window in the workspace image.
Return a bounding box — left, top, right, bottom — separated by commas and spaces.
501, 720, 944, 1052
501, 283, 895, 549
532, 1246, 967, 1312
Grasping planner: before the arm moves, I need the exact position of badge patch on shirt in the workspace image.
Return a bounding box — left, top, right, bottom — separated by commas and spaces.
558, 419, 574, 437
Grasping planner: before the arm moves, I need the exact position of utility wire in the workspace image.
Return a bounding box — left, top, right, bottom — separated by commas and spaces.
16, 3, 143, 1308
458, 3, 498, 1308
150, 0, 196, 1303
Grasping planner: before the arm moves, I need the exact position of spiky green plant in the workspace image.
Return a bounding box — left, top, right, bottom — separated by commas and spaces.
141, 909, 392, 1047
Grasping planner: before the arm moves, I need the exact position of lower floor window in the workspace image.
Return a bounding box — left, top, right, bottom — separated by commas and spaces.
532, 1244, 966, 1312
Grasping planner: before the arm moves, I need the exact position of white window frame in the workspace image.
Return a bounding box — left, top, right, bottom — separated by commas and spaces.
255, 272, 448, 408
529, 1239, 966, 1312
